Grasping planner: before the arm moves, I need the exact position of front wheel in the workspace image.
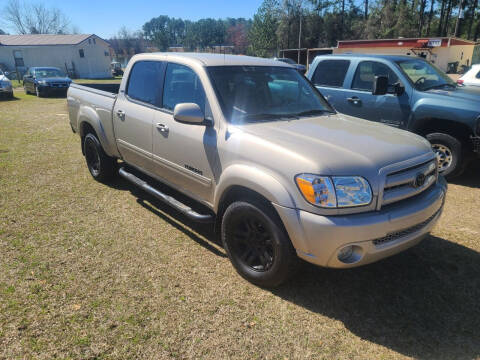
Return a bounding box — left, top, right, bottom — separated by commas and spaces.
221, 200, 296, 287
426, 132, 464, 179
83, 133, 116, 182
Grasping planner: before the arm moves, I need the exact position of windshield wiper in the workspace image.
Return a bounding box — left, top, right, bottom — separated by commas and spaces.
239, 113, 299, 122
295, 109, 331, 117
423, 83, 456, 91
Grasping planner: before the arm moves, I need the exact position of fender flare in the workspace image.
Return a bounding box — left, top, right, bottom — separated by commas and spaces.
77, 105, 115, 157
213, 164, 296, 213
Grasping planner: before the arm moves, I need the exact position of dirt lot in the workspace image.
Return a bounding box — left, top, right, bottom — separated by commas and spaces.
1, 91, 479, 359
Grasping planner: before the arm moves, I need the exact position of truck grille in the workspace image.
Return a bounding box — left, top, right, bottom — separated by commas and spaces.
50, 82, 68, 88
472, 136, 480, 153
381, 159, 437, 207
372, 209, 440, 246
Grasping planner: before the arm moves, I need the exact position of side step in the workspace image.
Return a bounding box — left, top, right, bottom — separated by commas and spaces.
119, 167, 214, 223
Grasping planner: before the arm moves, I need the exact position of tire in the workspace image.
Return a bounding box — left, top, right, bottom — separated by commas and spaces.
83, 133, 116, 182
426, 132, 465, 179
24, 85, 29, 94
221, 199, 296, 287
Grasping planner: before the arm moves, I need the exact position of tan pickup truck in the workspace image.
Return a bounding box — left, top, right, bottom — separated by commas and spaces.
67, 53, 447, 287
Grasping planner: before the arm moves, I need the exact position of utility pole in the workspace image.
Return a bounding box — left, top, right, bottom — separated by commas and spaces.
298, 1, 302, 64
454, 0, 465, 37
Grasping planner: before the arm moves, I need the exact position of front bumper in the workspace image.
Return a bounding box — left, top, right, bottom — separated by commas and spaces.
274, 177, 447, 268
0, 86, 13, 94
38, 84, 69, 94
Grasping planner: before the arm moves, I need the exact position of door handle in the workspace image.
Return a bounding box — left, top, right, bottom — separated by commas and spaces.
156, 123, 169, 133
116, 109, 125, 120
347, 97, 361, 105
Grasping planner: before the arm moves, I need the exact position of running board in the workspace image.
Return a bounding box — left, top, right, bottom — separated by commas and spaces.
119, 167, 214, 223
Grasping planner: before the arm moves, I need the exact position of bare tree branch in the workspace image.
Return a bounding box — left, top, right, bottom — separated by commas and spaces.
2, 0, 72, 34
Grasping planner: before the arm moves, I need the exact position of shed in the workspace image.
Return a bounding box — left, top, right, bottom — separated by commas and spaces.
0, 34, 112, 79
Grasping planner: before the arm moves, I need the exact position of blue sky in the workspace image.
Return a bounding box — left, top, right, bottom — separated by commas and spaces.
2, 0, 264, 38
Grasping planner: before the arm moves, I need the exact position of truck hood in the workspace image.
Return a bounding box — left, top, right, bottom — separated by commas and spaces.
37, 77, 70, 83
237, 113, 433, 175
427, 85, 480, 103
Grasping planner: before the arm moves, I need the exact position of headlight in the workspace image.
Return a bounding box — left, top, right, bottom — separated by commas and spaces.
295, 174, 372, 208
37, 80, 47, 85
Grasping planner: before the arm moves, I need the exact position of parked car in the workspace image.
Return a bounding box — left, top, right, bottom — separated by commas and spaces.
273, 57, 307, 73
68, 53, 447, 287
0, 69, 13, 99
457, 64, 480, 87
111, 61, 124, 77
23, 67, 72, 97
307, 54, 480, 178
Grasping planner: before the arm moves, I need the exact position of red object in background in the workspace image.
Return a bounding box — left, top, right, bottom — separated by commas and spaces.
457, 79, 464, 85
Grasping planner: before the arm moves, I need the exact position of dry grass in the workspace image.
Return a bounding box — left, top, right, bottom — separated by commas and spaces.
1, 90, 479, 360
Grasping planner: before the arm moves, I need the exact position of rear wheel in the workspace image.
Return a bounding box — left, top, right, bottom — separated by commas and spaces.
427, 132, 464, 179
83, 133, 116, 182
221, 199, 296, 287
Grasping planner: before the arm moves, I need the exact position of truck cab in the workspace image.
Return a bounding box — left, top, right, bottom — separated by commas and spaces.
307, 54, 480, 178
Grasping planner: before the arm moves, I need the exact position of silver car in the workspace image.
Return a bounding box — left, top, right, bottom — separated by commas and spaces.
0, 69, 13, 99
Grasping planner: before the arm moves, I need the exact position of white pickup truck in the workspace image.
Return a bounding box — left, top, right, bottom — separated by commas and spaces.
67, 53, 446, 287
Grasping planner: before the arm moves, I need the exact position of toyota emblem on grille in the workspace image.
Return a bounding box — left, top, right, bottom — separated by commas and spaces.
413, 173, 426, 188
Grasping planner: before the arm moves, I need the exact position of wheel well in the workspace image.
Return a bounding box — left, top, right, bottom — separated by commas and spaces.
215, 186, 282, 234
80, 122, 97, 155
414, 118, 474, 151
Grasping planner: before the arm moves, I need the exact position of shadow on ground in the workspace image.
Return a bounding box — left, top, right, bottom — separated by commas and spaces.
273, 236, 480, 359
107, 168, 479, 359
450, 159, 480, 189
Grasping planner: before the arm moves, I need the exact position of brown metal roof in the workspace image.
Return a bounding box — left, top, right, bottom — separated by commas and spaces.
0, 34, 95, 46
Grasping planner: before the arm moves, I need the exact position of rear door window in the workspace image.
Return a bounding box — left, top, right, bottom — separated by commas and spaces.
126, 61, 164, 106
312, 60, 350, 87
162, 63, 206, 112
352, 61, 398, 91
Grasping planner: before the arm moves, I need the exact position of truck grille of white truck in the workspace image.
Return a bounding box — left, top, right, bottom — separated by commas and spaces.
372, 208, 440, 246
381, 159, 437, 207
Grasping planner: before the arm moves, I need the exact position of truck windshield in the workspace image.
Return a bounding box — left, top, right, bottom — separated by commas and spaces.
396, 59, 456, 91
34, 68, 64, 78
208, 66, 334, 123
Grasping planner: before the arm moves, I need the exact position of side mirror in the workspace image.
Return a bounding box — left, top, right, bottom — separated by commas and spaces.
173, 103, 205, 124
372, 75, 388, 95
393, 82, 405, 96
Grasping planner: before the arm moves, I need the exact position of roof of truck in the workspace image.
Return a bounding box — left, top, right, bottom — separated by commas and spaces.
315, 54, 418, 61
132, 52, 292, 67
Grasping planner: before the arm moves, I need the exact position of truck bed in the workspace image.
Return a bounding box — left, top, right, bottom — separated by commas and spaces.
67, 82, 120, 158
70, 82, 120, 95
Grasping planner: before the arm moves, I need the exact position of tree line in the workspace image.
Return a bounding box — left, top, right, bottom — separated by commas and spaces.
249, 0, 480, 57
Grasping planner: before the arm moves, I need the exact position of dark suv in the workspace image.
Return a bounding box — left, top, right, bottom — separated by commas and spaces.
23, 67, 72, 97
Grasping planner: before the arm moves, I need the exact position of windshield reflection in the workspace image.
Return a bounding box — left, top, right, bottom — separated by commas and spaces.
396, 59, 456, 91
208, 66, 334, 123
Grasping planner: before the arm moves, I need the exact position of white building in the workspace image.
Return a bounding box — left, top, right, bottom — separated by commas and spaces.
0, 34, 112, 79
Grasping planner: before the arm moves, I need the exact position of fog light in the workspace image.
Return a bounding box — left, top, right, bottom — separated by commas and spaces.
338, 246, 354, 261
337, 245, 363, 264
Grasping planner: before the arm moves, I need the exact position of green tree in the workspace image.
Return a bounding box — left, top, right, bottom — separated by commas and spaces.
248, 0, 280, 57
